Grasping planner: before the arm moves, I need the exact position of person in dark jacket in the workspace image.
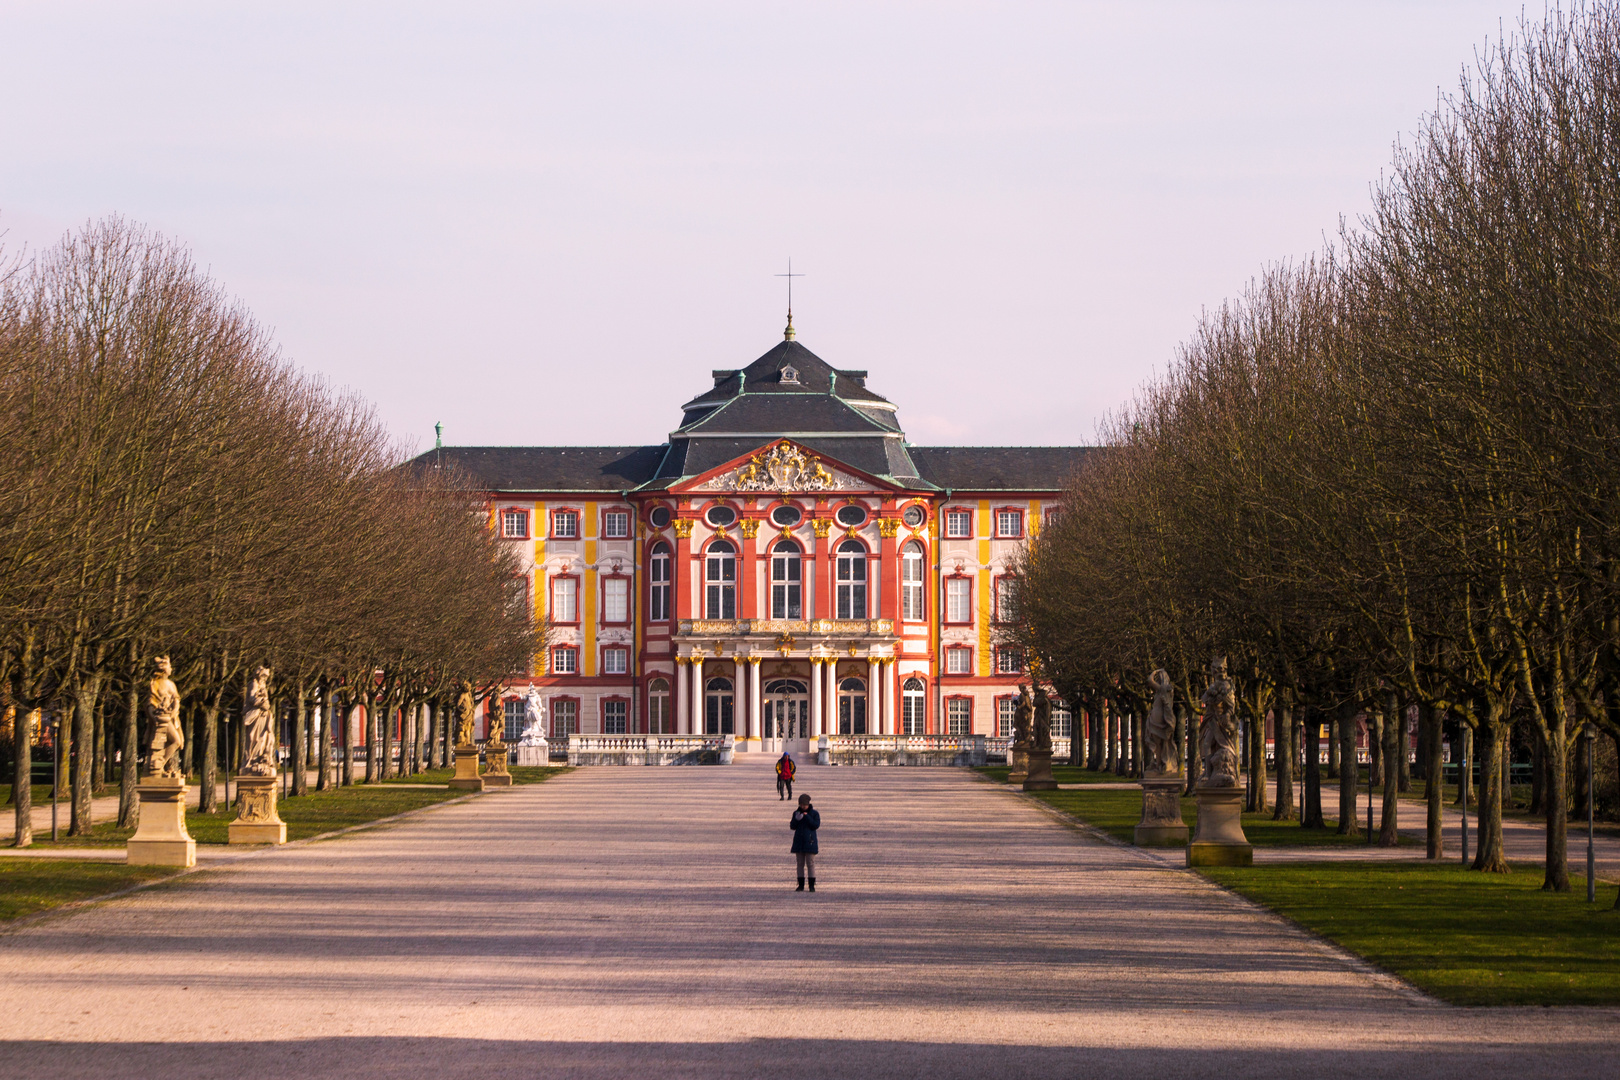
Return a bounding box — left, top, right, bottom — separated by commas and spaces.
790, 793, 819, 892
775, 752, 796, 800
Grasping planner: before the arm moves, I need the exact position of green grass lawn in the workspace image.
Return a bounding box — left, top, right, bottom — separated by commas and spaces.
1029, 786, 1417, 849
0, 859, 181, 922
1201, 860, 1620, 1006
974, 765, 1127, 786
382, 764, 570, 785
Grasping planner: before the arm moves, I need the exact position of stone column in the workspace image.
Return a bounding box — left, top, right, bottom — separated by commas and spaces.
883, 660, 896, 737
808, 658, 823, 738
867, 655, 879, 735
691, 656, 705, 735
827, 658, 840, 734
749, 656, 763, 745
676, 658, 690, 735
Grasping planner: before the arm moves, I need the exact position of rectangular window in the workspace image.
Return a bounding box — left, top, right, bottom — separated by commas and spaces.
997, 697, 1016, 737
602, 699, 628, 734
603, 647, 628, 675
603, 578, 628, 623
947, 698, 972, 735
650, 548, 671, 621
500, 509, 528, 538
995, 509, 1023, 538
946, 647, 973, 675
1052, 700, 1073, 739
995, 647, 1023, 674
901, 546, 925, 621
602, 510, 630, 538
551, 646, 578, 674
994, 577, 1019, 623
902, 689, 925, 736
945, 508, 973, 538
551, 698, 578, 739
946, 577, 972, 623
552, 510, 579, 538
552, 577, 578, 622
648, 690, 670, 734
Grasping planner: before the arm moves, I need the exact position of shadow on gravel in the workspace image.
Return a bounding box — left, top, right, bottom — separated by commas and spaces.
4, 1036, 1618, 1080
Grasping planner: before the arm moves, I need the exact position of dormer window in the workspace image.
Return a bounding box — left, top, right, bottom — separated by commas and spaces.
780, 365, 800, 385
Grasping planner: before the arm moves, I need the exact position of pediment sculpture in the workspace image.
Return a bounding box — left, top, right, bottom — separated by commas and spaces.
709, 441, 846, 492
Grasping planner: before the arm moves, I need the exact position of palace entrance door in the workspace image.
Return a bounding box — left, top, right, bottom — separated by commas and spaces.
762, 679, 810, 756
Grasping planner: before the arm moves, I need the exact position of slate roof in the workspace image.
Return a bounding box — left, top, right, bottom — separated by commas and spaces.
909, 446, 1098, 492
416, 446, 665, 492
410, 337, 1098, 495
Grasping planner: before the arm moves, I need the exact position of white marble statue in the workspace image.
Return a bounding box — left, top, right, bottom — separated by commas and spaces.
242, 665, 278, 777
1145, 668, 1180, 776
520, 688, 547, 745
146, 655, 184, 779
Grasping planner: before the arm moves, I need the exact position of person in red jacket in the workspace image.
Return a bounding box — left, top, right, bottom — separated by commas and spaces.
775, 752, 796, 800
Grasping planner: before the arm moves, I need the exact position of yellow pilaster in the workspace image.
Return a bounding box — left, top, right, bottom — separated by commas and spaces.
534, 512, 546, 673
977, 500, 992, 672
584, 501, 598, 677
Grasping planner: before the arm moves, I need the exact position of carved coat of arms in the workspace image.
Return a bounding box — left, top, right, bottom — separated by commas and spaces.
711, 441, 844, 492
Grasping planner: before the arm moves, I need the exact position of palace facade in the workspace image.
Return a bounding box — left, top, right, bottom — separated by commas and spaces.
420, 328, 1093, 757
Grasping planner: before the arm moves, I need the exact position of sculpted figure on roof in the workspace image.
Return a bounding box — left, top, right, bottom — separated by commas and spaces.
711, 441, 846, 493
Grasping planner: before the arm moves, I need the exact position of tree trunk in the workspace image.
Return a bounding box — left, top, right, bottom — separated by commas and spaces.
1454, 724, 1472, 806
291, 681, 308, 797
11, 708, 32, 847
1368, 708, 1384, 788
1302, 704, 1324, 829
1131, 711, 1143, 778
117, 665, 140, 828
1103, 702, 1116, 774
69, 672, 104, 836
92, 691, 107, 794
1184, 698, 1201, 796
317, 683, 334, 791
341, 697, 355, 786
1472, 717, 1509, 873
1379, 696, 1400, 847
1247, 709, 1269, 814
1542, 721, 1571, 892
1530, 734, 1546, 815
1396, 700, 1412, 793
1274, 700, 1296, 821
364, 696, 378, 783
1336, 701, 1359, 837
199, 691, 221, 813
1088, 706, 1104, 771
1327, 712, 1340, 778
381, 697, 394, 780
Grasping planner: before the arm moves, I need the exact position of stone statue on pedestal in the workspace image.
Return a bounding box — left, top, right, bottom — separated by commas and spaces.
521, 687, 546, 744
487, 704, 505, 746
145, 655, 184, 779
241, 665, 277, 776
1032, 685, 1053, 752
1013, 684, 1033, 750
1198, 656, 1239, 788
455, 680, 477, 747
1145, 668, 1179, 776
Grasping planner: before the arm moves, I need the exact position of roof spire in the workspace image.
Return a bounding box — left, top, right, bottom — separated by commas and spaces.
776, 259, 804, 341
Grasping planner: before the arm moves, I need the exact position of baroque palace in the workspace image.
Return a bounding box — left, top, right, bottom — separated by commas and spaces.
420, 326, 1092, 758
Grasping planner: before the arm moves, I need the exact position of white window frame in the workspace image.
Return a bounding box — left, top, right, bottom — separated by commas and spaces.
649, 543, 671, 622
901, 543, 925, 621
551, 698, 578, 738
946, 577, 972, 623
603, 647, 628, 675
551, 646, 578, 675
552, 577, 578, 623
946, 647, 973, 675
705, 541, 737, 620
500, 509, 528, 539
602, 510, 630, 538
995, 647, 1023, 675
947, 697, 972, 735
836, 541, 867, 620
997, 696, 1016, 737
552, 510, 579, 538
902, 679, 926, 736
995, 509, 1023, 538
771, 541, 802, 620
603, 577, 628, 624
602, 699, 628, 734
945, 508, 973, 538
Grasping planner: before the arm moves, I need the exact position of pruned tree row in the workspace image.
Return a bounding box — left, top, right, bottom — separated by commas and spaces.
1, 217, 543, 845
1009, 4, 1620, 892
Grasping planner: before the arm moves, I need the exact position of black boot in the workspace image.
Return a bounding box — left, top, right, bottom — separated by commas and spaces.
808, 877, 816, 892
796, 877, 805, 892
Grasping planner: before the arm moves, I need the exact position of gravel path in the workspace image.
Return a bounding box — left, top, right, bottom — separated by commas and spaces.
0, 761, 1614, 1079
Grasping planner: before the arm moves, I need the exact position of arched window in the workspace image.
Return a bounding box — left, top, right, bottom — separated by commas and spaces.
837, 676, 868, 735
705, 676, 735, 735
902, 677, 926, 736
649, 542, 671, 622
647, 677, 671, 734
771, 539, 802, 620
836, 540, 867, 620
705, 540, 736, 619
901, 541, 925, 621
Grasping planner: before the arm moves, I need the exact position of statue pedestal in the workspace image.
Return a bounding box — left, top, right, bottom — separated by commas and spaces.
483, 743, 512, 787
513, 739, 550, 766
1187, 784, 1252, 866
1022, 748, 1058, 790
817, 734, 830, 766
1135, 775, 1189, 847
229, 773, 287, 845
449, 745, 484, 792
127, 777, 196, 866
1008, 746, 1029, 785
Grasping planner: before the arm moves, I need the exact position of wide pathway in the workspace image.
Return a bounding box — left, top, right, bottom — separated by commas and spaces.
0, 760, 1615, 1079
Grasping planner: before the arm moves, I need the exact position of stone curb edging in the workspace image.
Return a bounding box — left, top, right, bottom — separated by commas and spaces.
975, 774, 1441, 1010
0, 788, 491, 936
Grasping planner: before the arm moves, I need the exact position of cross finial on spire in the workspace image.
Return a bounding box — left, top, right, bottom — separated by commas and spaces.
776, 259, 804, 340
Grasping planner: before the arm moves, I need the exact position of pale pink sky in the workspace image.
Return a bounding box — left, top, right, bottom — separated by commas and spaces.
0, 2, 1515, 451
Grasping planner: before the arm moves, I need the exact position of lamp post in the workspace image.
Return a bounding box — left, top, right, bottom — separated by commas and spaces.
51, 713, 60, 842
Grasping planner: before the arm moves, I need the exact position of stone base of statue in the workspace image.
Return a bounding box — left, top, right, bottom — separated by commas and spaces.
1008, 746, 1029, 785
1135, 774, 1189, 847
228, 773, 287, 845
482, 743, 513, 787
513, 738, 549, 766
449, 745, 485, 792
1022, 748, 1058, 790
127, 776, 196, 867
1187, 784, 1252, 866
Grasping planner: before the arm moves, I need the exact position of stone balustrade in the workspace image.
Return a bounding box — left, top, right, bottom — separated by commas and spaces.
675, 618, 895, 638
825, 733, 988, 767
566, 734, 732, 766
